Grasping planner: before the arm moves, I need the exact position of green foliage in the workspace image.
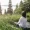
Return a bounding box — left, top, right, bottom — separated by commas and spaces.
19, 0, 23, 11
22, 0, 30, 12
27, 12, 30, 22
0, 14, 23, 30
14, 3, 19, 14
14, 1, 23, 14
14, 0, 30, 14
0, 14, 30, 30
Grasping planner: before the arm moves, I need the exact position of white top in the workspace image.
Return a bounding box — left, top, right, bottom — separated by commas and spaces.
17, 16, 27, 28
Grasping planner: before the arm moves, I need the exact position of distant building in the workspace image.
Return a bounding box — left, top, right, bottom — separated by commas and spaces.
0, 3, 2, 14
7, 0, 13, 14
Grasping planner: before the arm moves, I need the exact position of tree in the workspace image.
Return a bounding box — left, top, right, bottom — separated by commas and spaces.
14, 0, 24, 14
14, 0, 30, 14
22, 0, 30, 12
18, 0, 24, 12
5, 9, 7, 14
14, 3, 19, 14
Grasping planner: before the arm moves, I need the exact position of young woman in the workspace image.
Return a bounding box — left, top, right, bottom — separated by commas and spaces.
17, 11, 27, 28
14, 11, 27, 28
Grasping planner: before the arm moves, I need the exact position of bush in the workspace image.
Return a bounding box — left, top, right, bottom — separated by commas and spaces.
27, 12, 30, 22
0, 14, 23, 30
0, 14, 30, 30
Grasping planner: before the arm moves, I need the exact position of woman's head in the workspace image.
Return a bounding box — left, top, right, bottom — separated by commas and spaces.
22, 11, 26, 18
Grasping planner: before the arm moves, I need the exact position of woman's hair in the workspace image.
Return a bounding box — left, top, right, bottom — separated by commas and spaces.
22, 11, 26, 18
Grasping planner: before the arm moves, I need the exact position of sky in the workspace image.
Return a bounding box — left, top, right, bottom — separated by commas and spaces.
0, 0, 21, 14
0, 0, 21, 10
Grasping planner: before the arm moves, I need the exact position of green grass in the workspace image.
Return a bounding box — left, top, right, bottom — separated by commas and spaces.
0, 13, 30, 30
0, 14, 23, 30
